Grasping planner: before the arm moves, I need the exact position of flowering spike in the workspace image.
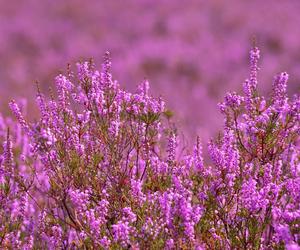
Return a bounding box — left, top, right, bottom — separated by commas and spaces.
101, 51, 113, 88
4, 128, 13, 169
193, 136, 204, 171
167, 132, 177, 166
138, 79, 150, 96
9, 100, 30, 135
249, 46, 260, 90
272, 72, 289, 102
55, 74, 73, 109
35, 81, 48, 123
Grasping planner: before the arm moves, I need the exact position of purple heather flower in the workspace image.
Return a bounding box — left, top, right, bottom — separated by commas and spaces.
0, 47, 298, 249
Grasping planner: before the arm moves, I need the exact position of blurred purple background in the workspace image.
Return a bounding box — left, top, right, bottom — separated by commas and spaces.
0, 0, 299, 143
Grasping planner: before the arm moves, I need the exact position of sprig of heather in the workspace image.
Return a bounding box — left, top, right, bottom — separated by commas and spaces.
0, 47, 299, 249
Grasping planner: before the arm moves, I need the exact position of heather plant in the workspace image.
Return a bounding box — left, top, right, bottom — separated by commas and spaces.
0, 48, 299, 249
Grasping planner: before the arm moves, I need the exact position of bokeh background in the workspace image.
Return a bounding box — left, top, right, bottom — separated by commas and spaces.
0, 0, 299, 145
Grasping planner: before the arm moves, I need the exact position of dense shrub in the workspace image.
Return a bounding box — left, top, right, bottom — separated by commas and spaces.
0, 48, 299, 249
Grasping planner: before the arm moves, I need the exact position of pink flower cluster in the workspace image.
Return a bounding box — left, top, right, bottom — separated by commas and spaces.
0, 48, 299, 249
